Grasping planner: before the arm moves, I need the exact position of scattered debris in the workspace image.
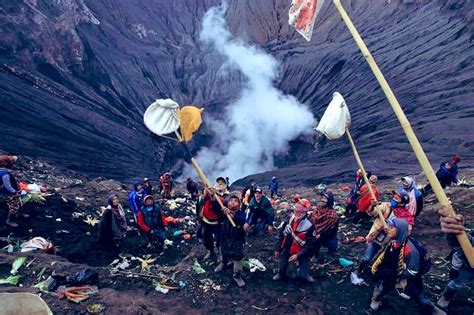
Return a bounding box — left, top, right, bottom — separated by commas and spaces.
11, 256, 26, 275
192, 260, 206, 274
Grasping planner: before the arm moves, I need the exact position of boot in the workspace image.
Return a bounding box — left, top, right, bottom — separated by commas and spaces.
233, 271, 245, 288
6, 213, 18, 227
214, 262, 225, 273
370, 297, 382, 310
437, 287, 456, 308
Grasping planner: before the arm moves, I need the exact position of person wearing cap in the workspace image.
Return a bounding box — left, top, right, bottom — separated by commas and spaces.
369, 218, 439, 313
200, 177, 229, 260
98, 195, 128, 249
159, 172, 174, 198
128, 181, 146, 222
273, 197, 315, 283
137, 195, 169, 249
424, 155, 462, 195
345, 169, 365, 217
246, 187, 274, 236
353, 175, 380, 225
268, 176, 279, 199
309, 191, 339, 259
241, 180, 258, 210
437, 206, 474, 309
0, 155, 22, 227
143, 178, 153, 196
354, 189, 412, 278
215, 192, 247, 287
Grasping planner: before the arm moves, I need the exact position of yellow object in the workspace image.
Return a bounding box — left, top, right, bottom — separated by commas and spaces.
333, 0, 474, 267
179, 106, 204, 143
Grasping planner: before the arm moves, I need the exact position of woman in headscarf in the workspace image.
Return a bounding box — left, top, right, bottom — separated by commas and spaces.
370, 218, 437, 313
98, 195, 127, 248
0, 155, 21, 227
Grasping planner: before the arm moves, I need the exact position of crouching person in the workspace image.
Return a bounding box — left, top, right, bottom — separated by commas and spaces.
215, 192, 247, 287
98, 195, 127, 249
137, 195, 168, 249
370, 218, 439, 313
437, 206, 474, 309
273, 198, 315, 283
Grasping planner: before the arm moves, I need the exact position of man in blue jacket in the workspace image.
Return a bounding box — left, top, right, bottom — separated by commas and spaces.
0, 156, 21, 227
128, 181, 145, 222
268, 176, 279, 199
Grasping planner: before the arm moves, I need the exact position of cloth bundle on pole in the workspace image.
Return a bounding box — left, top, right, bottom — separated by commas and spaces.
144, 98, 235, 227
289, 0, 326, 41
316, 92, 386, 227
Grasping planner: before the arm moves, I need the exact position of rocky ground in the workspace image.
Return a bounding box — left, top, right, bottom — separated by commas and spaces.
0, 156, 473, 314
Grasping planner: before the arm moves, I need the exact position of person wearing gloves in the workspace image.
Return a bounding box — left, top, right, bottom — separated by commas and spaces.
214, 192, 247, 287
0, 155, 21, 227
137, 195, 169, 249
273, 198, 316, 283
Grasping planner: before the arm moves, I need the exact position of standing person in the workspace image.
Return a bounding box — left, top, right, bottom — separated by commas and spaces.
0, 156, 21, 227
186, 178, 199, 201
399, 176, 423, 217
437, 206, 474, 309
225, 177, 230, 188
128, 181, 145, 222
310, 191, 339, 259
353, 175, 380, 225
143, 178, 153, 196
273, 198, 315, 283
345, 169, 364, 217
214, 192, 247, 287
246, 187, 274, 235
159, 172, 174, 198
354, 190, 411, 278
98, 195, 127, 248
369, 218, 437, 313
268, 176, 279, 199
200, 177, 229, 260
137, 195, 169, 249
424, 155, 461, 195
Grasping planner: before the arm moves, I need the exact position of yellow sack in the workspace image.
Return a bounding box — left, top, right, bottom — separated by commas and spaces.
179, 106, 204, 142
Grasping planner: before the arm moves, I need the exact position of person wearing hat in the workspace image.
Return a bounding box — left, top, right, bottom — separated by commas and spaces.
345, 169, 365, 217
273, 197, 316, 283
353, 175, 380, 225
98, 195, 128, 249
143, 178, 153, 196
215, 192, 247, 287
353, 189, 412, 278
137, 195, 169, 249
241, 180, 258, 210
424, 155, 462, 195
400, 176, 424, 217
268, 176, 279, 199
369, 218, 439, 313
0, 155, 21, 227
309, 191, 339, 259
246, 187, 274, 236
200, 177, 229, 260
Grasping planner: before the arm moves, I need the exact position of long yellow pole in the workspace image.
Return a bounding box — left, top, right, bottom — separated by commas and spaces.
174, 131, 236, 227
345, 129, 387, 228
333, 0, 474, 267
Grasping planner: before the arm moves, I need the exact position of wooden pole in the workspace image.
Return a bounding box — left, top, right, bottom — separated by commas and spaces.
333, 0, 474, 267
174, 131, 236, 227
345, 129, 387, 228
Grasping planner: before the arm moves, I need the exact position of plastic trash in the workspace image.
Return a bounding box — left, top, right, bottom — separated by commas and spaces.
179, 280, 186, 288
182, 234, 191, 240
350, 272, 365, 286
173, 230, 184, 237
20, 237, 54, 253
0, 275, 20, 285
192, 260, 206, 274
11, 256, 26, 275
246, 258, 266, 272
339, 258, 354, 268
155, 284, 169, 294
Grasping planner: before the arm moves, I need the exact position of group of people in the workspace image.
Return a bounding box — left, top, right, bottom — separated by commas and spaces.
2, 153, 472, 313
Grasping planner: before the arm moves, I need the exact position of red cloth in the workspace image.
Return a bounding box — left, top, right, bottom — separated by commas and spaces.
393, 207, 415, 226
201, 195, 224, 222
357, 183, 380, 213
310, 206, 339, 236
137, 211, 167, 233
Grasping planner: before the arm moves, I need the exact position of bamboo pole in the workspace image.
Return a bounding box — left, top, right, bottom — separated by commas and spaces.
174, 131, 236, 227
333, 0, 474, 267
345, 129, 387, 228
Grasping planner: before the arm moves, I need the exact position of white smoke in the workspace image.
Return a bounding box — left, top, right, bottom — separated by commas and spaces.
182, 3, 315, 183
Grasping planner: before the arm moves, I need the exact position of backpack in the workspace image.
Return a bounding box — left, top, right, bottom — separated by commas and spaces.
408, 237, 431, 274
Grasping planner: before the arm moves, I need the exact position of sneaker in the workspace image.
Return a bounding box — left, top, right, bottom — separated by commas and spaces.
214, 262, 225, 273
437, 295, 450, 308
299, 276, 315, 283
233, 273, 246, 288
6, 215, 18, 227
370, 298, 381, 310
273, 273, 282, 281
